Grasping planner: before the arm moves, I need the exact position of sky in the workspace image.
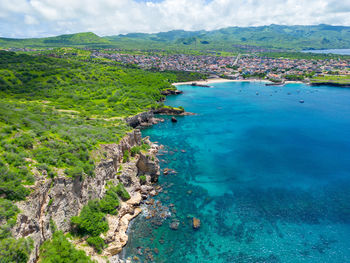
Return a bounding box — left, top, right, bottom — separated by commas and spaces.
0, 0, 350, 38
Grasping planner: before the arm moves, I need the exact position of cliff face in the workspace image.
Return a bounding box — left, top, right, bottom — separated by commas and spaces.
11, 129, 160, 262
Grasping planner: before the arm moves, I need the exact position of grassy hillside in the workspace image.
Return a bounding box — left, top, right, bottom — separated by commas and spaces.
1, 25, 350, 52
0, 50, 205, 261
105, 24, 350, 51
0, 32, 111, 48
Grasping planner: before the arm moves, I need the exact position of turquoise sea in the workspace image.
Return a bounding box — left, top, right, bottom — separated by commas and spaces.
123, 81, 350, 262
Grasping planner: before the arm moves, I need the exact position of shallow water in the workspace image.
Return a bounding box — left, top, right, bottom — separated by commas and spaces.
123, 82, 350, 263
302, 49, 350, 55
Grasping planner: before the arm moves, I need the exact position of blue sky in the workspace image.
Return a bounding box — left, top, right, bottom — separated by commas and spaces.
0, 0, 349, 38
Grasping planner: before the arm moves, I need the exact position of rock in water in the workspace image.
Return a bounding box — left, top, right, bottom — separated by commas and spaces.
192, 217, 201, 229
171, 117, 178, 123
170, 220, 180, 230
299, 100, 305, 103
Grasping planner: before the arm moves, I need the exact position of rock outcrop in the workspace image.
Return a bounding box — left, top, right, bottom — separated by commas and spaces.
160, 89, 183, 96
12, 129, 160, 263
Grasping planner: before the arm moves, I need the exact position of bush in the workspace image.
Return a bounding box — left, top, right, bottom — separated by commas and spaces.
130, 146, 141, 157
0, 237, 33, 263
14, 134, 34, 149
86, 236, 105, 254
39, 231, 93, 263
139, 175, 146, 185
71, 200, 109, 237
99, 187, 120, 215
115, 183, 130, 201
122, 150, 129, 163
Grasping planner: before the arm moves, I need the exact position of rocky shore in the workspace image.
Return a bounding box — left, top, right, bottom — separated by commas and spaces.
11, 88, 187, 263
12, 130, 160, 263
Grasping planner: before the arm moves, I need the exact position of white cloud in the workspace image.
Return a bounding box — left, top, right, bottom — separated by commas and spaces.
0, 0, 349, 38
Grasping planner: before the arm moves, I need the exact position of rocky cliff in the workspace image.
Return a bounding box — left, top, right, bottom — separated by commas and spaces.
11, 129, 160, 263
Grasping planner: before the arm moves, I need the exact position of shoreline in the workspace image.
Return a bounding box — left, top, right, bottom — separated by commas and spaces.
172, 78, 305, 86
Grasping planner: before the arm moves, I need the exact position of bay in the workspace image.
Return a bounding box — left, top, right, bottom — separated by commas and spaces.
123, 81, 350, 263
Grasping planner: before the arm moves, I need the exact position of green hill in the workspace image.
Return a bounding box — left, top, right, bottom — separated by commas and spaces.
105, 24, 350, 51
0, 32, 111, 48
1, 25, 350, 51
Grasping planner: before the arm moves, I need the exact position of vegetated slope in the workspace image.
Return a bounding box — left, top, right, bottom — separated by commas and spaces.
105, 24, 350, 51
0, 32, 111, 48
2, 25, 349, 51
0, 50, 201, 262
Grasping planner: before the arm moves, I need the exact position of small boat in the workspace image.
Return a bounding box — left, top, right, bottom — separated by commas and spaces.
299, 100, 305, 103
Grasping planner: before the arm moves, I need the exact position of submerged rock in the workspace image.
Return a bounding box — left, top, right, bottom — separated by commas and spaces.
171, 117, 178, 123
192, 217, 201, 229
170, 220, 180, 230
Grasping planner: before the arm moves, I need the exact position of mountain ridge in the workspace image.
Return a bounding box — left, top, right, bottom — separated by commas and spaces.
1, 24, 350, 51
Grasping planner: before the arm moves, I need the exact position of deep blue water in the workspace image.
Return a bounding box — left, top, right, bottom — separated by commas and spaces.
123, 82, 350, 263
302, 49, 350, 55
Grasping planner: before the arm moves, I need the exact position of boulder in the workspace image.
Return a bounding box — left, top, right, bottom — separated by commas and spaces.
192, 217, 201, 229
170, 220, 180, 230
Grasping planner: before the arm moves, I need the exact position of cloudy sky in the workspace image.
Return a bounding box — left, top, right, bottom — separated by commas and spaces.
1, 0, 350, 38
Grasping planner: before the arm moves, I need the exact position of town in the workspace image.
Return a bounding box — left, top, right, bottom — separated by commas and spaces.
91, 50, 350, 81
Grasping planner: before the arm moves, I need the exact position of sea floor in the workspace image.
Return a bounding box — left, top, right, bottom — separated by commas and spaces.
123, 82, 350, 263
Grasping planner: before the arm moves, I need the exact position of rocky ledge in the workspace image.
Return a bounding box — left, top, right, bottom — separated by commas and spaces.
160, 89, 183, 96
12, 130, 160, 263
125, 108, 195, 128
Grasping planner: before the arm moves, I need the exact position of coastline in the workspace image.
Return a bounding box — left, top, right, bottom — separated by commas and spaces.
172, 78, 305, 86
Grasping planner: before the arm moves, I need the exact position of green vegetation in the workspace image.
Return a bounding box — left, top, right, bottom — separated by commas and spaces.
0, 32, 110, 49
130, 143, 151, 157
0, 237, 33, 263
258, 51, 349, 60
71, 185, 129, 252
139, 175, 147, 185
115, 183, 131, 201
39, 231, 93, 263
0, 50, 199, 259
0, 51, 174, 117
311, 75, 350, 85
2, 25, 350, 52
104, 25, 350, 51
122, 150, 130, 163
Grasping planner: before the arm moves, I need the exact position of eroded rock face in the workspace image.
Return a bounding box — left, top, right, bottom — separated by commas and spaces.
136, 152, 160, 183
12, 130, 160, 263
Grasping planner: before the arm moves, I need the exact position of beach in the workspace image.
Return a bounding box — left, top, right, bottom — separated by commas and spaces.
172, 78, 304, 86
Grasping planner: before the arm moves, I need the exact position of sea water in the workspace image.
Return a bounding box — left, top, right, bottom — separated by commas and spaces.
123, 81, 350, 263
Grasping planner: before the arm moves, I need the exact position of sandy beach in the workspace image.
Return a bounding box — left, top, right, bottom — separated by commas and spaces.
172, 78, 270, 86
172, 78, 305, 86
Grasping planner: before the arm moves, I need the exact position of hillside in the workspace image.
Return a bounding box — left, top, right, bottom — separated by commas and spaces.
1, 25, 350, 51
0, 50, 204, 262
0, 32, 111, 48
106, 24, 350, 51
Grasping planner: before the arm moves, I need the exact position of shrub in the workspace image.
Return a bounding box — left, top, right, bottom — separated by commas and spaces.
14, 134, 34, 149
122, 150, 129, 163
86, 236, 105, 254
71, 200, 108, 237
65, 166, 84, 179
115, 183, 130, 201
0, 237, 33, 263
99, 187, 120, 215
39, 231, 92, 263
139, 175, 146, 185
130, 146, 141, 157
